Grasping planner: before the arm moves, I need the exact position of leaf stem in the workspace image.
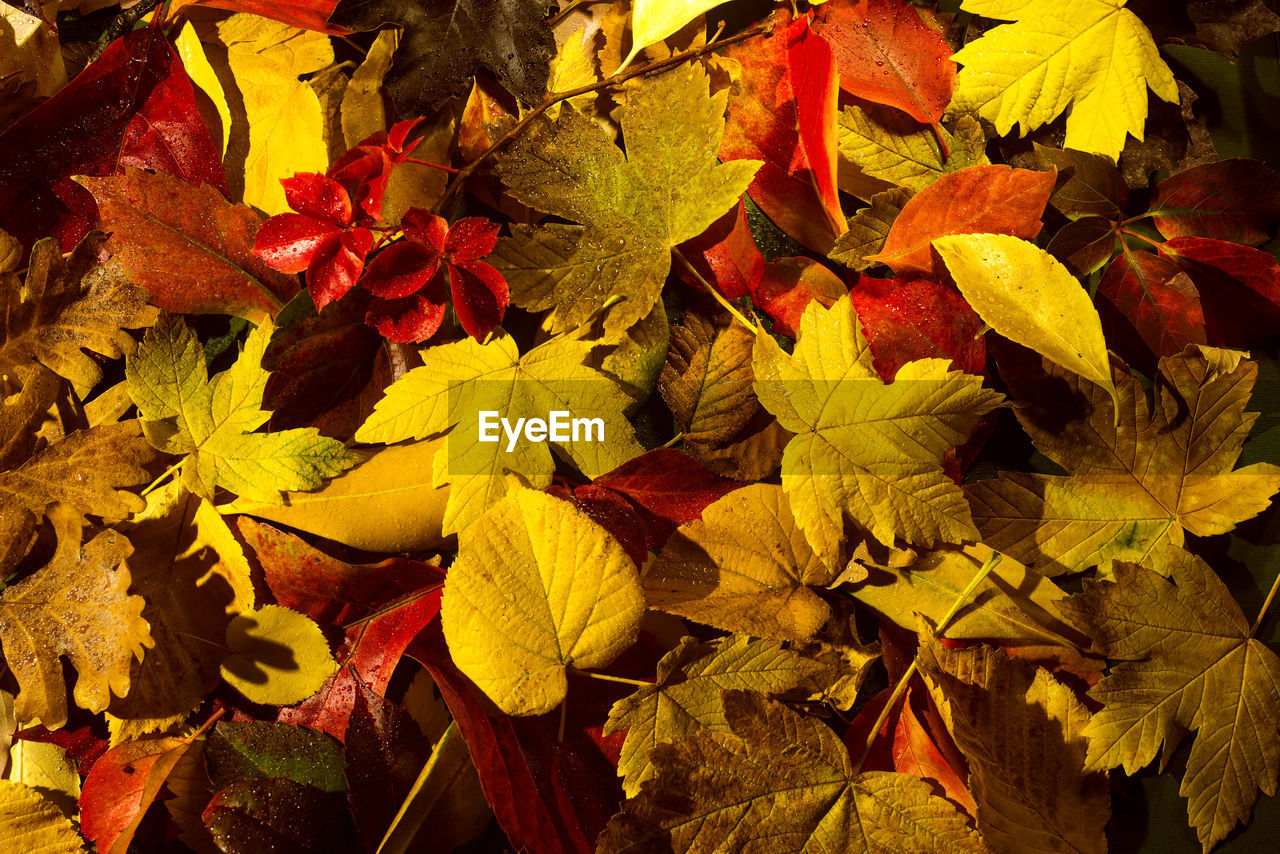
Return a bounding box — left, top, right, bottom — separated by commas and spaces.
659, 432, 684, 449
1118, 228, 1162, 249
851, 551, 1002, 774
671, 248, 759, 334
139, 458, 184, 498
1250, 569, 1280, 637
568, 667, 651, 688
435, 18, 774, 210
402, 158, 460, 175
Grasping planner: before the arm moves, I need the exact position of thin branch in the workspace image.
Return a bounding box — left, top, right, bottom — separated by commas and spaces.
436, 18, 774, 209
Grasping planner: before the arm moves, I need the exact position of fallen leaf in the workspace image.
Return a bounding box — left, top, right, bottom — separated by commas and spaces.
838, 104, 988, 193
344, 677, 428, 850
829, 187, 912, 271
202, 777, 358, 853
79, 734, 200, 854
0, 779, 87, 853
205, 721, 345, 793
850, 275, 986, 382
948, 0, 1179, 160
0, 504, 151, 729
1149, 159, 1280, 246
441, 487, 644, 715
1097, 249, 1206, 361
220, 604, 337, 706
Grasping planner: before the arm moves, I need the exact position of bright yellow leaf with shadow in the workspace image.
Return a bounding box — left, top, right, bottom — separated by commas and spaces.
217, 16, 332, 215
948, 0, 1177, 160
0, 780, 86, 853
175, 22, 231, 158
219, 605, 337, 706
934, 233, 1119, 415
441, 487, 645, 716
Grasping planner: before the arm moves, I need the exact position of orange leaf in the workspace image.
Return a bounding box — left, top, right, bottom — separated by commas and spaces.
867, 164, 1055, 279
892, 690, 977, 817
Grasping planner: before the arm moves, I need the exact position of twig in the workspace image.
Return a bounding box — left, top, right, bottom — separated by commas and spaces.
436, 18, 774, 209
89, 0, 164, 63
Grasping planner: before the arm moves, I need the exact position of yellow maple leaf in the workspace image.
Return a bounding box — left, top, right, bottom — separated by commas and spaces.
216, 16, 332, 215
1059, 547, 1280, 851
949, 0, 1178, 160
441, 487, 645, 716
753, 293, 1003, 564
0, 780, 86, 853
0, 504, 152, 729
354, 331, 641, 534
965, 346, 1280, 575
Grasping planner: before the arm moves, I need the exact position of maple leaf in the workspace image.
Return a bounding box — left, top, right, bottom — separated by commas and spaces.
605, 635, 825, 797
126, 315, 358, 503
948, 0, 1179, 160
811, 0, 956, 125
837, 104, 988, 193
331, 0, 554, 115
441, 487, 645, 716
645, 484, 840, 642
598, 689, 987, 853
106, 484, 255, 742
918, 625, 1110, 854
965, 346, 1280, 575
217, 15, 334, 215
719, 11, 844, 253
753, 293, 1003, 564
354, 330, 641, 533
0, 505, 152, 730
492, 64, 760, 339
0, 234, 155, 395
78, 168, 300, 325
1057, 547, 1280, 851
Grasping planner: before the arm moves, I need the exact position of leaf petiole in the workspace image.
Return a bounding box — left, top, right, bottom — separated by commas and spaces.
1249, 569, 1280, 638
139, 458, 184, 498
671, 248, 760, 334
568, 667, 652, 688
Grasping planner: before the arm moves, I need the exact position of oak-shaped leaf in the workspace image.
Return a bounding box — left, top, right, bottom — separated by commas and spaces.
917, 624, 1110, 854
126, 315, 358, 503
719, 11, 844, 253
605, 635, 825, 797
492, 64, 759, 339
0, 505, 152, 730
1057, 547, 1280, 851
598, 689, 987, 853
812, 0, 956, 125
331, 0, 554, 115
0, 234, 155, 395
948, 0, 1178, 160
107, 485, 255, 742
79, 168, 299, 324
354, 330, 641, 534
441, 488, 644, 716
753, 293, 1003, 564
645, 484, 839, 642
966, 346, 1280, 575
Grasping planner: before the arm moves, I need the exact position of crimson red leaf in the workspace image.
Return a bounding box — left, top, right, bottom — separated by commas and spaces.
812, 0, 956, 125
237, 517, 444, 625
170, 0, 350, 35
592, 449, 744, 531
277, 588, 442, 740
1161, 235, 1280, 345
868, 164, 1056, 279
850, 276, 986, 381
675, 200, 764, 300
415, 625, 622, 854
1097, 249, 1206, 361
360, 241, 440, 300
720, 12, 844, 253
753, 256, 849, 336
1150, 158, 1280, 246
448, 259, 509, 342
0, 25, 224, 256
545, 483, 651, 565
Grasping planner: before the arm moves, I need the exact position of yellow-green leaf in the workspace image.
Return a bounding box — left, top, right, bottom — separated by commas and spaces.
0, 780, 86, 853
1059, 547, 1280, 851
440, 488, 645, 716
623, 0, 723, 69
753, 294, 1003, 564
934, 232, 1118, 412
217, 16, 333, 215
838, 105, 988, 193
949, 0, 1178, 160
127, 315, 357, 503
220, 605, 337, 706
6, 740, 80, 816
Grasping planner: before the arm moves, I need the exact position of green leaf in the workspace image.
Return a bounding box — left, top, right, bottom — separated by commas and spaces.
205, 722, 346, 794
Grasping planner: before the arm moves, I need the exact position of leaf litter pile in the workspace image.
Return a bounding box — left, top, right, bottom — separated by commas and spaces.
3, 0, 1280, 852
